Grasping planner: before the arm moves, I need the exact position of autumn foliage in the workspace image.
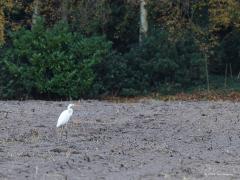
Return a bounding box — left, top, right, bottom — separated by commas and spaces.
0, 0, 240, 99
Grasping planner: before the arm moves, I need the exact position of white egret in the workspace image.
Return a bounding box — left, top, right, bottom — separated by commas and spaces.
57, 104, 75, 127
57, 103, 75, 139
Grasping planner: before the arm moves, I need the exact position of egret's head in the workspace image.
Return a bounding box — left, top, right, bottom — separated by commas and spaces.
67, 104, 75, 109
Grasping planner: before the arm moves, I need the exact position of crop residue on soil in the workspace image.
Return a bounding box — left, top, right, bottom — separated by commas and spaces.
0, 100, 240, 179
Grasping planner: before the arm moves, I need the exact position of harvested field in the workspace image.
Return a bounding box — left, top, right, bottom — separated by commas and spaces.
0, 100, 240, 180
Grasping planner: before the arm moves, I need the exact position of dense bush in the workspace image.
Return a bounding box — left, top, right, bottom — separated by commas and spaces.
96, 30, 205, 96
218, 29, 240, 74
0, 19, 112, 99
0, 18, 206, 99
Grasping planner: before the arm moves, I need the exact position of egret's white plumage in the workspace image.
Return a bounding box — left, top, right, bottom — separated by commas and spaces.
57, 104, 74, 128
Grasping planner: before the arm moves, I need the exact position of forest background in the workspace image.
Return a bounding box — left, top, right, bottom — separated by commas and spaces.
0, 0, 240, 100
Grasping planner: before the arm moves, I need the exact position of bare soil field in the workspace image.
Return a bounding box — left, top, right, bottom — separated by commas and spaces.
0, 100, 240, 180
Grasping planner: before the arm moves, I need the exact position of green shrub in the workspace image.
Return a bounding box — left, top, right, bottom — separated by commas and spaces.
97, 30, 205, 96
218, 29, 240, 74
0, 18, 112, 99
95, 52, 147, 96
0, 20, 205, 99
175, 31, 206, 85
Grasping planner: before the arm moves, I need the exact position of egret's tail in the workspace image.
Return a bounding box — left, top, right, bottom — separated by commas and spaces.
56, 123, 61, 128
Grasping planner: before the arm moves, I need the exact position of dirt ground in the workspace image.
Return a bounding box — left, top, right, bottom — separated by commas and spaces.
1, 100, 240, 180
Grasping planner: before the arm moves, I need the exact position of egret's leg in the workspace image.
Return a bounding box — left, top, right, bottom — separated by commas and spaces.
60, 126, 64, 141
57, 128, 60, 142
57, 127, 61, 142
65, 124, 68, 139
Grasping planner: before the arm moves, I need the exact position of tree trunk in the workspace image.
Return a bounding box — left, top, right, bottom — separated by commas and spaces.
32, 0, 40, 27
139, 0, 148, 43
0, 6, 4, 44
61, 0, 68, 22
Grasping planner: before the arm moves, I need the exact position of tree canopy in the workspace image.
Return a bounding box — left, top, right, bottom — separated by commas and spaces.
0, 0, 240, 99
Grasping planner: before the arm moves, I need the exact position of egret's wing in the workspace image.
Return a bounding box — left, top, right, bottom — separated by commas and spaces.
57, 110, 70, 127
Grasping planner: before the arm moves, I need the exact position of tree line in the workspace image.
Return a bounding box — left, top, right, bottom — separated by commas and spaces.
0, 0, 240, 99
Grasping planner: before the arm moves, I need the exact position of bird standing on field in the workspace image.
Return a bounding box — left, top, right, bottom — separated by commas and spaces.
57, 104, 75, 127
57, 104, 75, 139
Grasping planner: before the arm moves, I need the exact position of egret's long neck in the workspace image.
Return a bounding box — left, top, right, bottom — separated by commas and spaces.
68, 107, 73, 113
